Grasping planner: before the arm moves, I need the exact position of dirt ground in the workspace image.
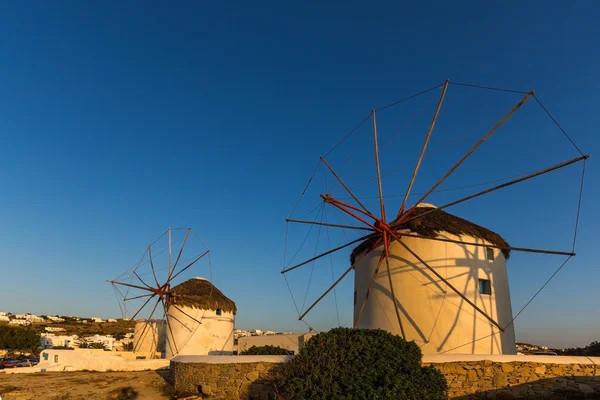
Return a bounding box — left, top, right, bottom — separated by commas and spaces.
0, 370, 176, 400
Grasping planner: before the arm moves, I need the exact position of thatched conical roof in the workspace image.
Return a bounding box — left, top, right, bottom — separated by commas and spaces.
169, 277, 237, 314
351, 205, 510, 263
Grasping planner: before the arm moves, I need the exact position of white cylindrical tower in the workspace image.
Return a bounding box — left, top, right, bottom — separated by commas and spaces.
133, 320, 165, 357
353, 205, 516, 355
165, 277, 236, 358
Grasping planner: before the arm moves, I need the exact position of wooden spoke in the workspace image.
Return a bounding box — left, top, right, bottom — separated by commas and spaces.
124, 293, 154, 302
298, 248, 372, 321
168, 228, 191, 282
391, 234, 504, 331
282, 232, 378, 274
286, 218, 373, 231
320, 156, 370, 213
168, 250, 210, 283
124, 293, 157, 331
405, 91, 534, 218
398, 154, 588, 227
384, 250, 406, 338
133, 297, 161, 353
164, 301, 180, 356
107, 279, 155, 293
353, 241, 385, 328
170, 302, 203, 325
398, 80, 449, 217
392, 231, 575, 257
133, 271, 153, 289
372, 109, 386, 223
148, 245, 160, 288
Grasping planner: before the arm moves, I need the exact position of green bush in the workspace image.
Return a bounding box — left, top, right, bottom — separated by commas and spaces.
273, 327, 447, 400
0, 325, 40, 352
240, 345, 291, 355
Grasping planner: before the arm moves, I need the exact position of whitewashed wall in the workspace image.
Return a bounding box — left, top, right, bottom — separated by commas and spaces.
354, 231, 516, 354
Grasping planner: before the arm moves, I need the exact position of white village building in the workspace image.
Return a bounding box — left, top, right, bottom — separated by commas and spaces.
9, 319, 31, 326
40, 333, 79, 349
84, 335, 115, 350
45, 327, 66, 332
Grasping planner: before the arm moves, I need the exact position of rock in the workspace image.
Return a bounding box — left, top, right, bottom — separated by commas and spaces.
501, 363, 514, 373
246, 371, 260, 381
468, 369, 478, 381
255, 363, 266, 372
496, 391, 515, 400
493, 373, 509, 388
578, 383, 595, 394
534, 365, 547, 375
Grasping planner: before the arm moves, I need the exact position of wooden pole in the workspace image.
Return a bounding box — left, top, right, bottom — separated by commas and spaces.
281, 233, 377, 274
406, 91, 534, 218
168, 228, 172, 276
124, 293, 154, 301
148, 245, 160, 288
162, 298, 180, 356
384, 251, 406, 338
133, 271, 153, 289
372, 109, 386, 222
299, 250, 371, 321
286, 218, 373, 231
168, 228, 191, 282
392, 235, 504, 331
354, 254, 385, 328
397, 154, 588, 227
170, 303, 203, 325
398, 80, 449, 217
124, 293, 157, 330
320, 156, 370, 213
391, 231, 575, 257
133, 297, 161, 353
168, 250, 210, 283
107, 279, 154, 293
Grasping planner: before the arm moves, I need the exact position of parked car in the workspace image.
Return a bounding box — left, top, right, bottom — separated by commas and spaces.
2, 359, 20, 368
17, 359, 35, 367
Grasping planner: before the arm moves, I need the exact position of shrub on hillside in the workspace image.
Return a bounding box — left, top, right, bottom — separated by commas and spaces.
273, 327, 447, 400
240, 345, 290, 355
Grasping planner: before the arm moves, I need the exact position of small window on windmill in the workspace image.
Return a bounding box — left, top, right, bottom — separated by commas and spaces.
486, 247, 495, 261
216, 308, 222, 316
354, 290, 357, 305
479, 279, 491, 295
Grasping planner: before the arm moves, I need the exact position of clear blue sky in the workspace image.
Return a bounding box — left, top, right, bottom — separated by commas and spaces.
0, 2, 597, 348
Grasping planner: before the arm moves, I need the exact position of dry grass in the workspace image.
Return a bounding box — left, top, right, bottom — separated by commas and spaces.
0, 371, 172, 400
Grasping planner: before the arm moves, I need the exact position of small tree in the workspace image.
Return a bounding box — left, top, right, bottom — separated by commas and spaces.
240, 345, 291, 355
88, 342, 107, 350
273, 327, 447, 400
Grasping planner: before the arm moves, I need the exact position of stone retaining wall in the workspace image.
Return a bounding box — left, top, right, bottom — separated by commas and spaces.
170, 356, 290, 399
428, 360, 599, 399
171, 355, 600, 399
